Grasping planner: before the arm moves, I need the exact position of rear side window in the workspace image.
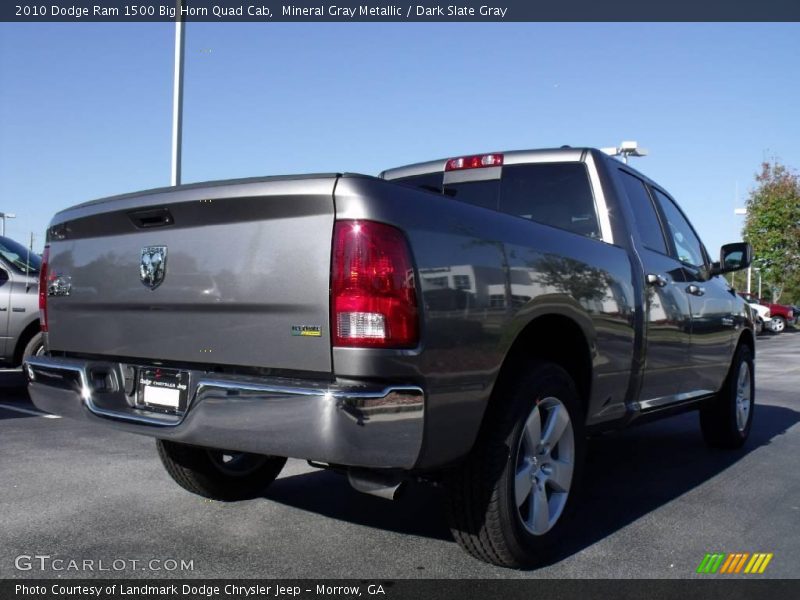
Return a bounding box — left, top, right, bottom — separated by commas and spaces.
443, 162, 599, 238
619, 171, 668, 255
499, 163, 600, 238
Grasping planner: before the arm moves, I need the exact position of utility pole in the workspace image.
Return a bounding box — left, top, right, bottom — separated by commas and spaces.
171, 0, 186, 186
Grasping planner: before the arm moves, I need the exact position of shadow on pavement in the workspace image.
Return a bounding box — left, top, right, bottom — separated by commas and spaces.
263, 404, 800, 559
547, 403, 800, 565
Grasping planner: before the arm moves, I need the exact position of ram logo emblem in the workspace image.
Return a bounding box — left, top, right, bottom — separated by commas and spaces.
140, 246, 167, 290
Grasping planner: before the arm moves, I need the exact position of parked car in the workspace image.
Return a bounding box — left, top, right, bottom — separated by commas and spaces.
0, 236, 44, 365
738, 293, 771, 335
26, 147, 755, 568
739, 292, 794, 333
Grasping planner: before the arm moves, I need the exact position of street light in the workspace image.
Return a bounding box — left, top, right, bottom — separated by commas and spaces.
0, 212, 15, 236
171, 0, 186, 186
601, 141, 649, 164
733, 206, 752, 293
754, 267, 762, 298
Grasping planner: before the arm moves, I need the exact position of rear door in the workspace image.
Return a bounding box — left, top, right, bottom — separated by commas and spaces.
618, 170, 694, 403
45, 176, 338, 374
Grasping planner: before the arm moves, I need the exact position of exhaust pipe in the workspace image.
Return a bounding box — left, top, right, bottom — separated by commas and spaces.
347, 469, 406, 500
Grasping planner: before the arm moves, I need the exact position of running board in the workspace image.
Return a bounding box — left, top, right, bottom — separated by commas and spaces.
632, 390, 715, 413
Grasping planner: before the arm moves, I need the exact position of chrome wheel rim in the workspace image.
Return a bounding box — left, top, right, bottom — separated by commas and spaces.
735, 362, 752, 432
772, 317, 785, 332
514, 396, 575, 536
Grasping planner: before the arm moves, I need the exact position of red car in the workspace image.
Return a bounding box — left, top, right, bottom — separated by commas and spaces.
740, 292, 794, 333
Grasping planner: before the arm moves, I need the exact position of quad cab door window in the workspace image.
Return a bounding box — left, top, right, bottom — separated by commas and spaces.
649, 187, 735, 392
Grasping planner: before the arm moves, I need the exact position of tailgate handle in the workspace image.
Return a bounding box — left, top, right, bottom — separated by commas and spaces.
128, 208, 174, 229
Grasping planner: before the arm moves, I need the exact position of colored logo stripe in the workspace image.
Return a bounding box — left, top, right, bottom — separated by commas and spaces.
697, 552, 772, 574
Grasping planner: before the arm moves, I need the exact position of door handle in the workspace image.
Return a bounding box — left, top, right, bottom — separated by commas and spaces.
646, 273, 668, 287
686, 284, 705, 296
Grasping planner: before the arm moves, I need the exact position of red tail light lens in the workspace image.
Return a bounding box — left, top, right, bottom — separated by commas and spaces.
332, 220, 419, 348
39, 246, 50, 332
445, 153, 504, 171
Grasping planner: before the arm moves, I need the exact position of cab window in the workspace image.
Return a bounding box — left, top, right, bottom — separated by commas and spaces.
651, 189, 706, 268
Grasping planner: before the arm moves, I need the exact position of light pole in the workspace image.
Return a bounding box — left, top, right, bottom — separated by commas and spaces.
733, 207, 751, 293
601, 141, 648, 164
0, 212, 15, 236
171, 0, 186, 186
754, 267, 762, 298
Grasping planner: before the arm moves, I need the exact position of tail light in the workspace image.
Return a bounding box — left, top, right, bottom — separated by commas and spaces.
445, 153, 503, 171
331, 220, 419, 348
38, 245, 50, 332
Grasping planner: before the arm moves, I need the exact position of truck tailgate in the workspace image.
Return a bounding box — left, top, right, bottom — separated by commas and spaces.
45, 175, 337, 374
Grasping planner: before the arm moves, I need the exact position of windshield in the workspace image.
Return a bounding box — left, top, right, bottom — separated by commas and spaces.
0, 236, 41, 275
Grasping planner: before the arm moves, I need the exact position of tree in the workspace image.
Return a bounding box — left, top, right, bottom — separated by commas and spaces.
742, 161, 800, 303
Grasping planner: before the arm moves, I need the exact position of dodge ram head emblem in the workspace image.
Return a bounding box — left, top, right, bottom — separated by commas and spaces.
140, 246, 167, 290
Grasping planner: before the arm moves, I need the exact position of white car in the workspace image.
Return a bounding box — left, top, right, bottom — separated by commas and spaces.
743, 297, 771, 334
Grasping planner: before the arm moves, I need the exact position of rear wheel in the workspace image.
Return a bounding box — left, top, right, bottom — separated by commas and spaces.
156, 440, 286, 501
444, 362, 585, 568
21, 331, 45, 363
700, 344, 754, 449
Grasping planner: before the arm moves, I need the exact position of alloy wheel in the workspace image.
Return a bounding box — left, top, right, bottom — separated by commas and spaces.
735, 362, 752, 432
514, 396, 575, 536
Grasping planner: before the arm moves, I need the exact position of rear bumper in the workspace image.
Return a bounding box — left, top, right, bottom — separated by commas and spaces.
25, 356, 424, 469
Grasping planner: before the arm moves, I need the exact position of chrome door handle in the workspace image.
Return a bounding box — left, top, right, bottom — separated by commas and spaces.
646, 273, 668, 287
686, 284, 705, 296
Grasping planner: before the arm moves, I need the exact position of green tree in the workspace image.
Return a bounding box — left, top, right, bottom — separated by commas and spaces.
742, 161, 800, 302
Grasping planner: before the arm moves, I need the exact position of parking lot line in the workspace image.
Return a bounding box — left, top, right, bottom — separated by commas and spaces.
0, 402, 60, 419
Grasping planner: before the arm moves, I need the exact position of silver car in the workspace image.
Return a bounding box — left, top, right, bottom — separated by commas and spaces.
0, 236, 43, 365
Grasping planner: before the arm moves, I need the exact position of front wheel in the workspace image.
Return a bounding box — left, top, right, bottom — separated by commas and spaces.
444, 362, 585, 568
156, 440, 286, 501
700, 344, 754, 449
771, 316, 786, 333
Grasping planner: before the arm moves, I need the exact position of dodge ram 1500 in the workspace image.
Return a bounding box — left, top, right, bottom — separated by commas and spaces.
27, 147, 755, 567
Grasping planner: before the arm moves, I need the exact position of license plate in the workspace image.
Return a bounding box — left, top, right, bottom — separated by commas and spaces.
138, 368, 189, 412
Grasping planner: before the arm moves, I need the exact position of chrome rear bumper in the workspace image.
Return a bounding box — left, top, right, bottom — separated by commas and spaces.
25, 356, 424, 469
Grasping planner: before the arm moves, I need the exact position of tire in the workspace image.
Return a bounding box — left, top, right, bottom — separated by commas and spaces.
21, 331, 45, 363
699, 344, 754, 449
444, 362, 585, 568
771, 316, 786, 333
156, 440, 286, 501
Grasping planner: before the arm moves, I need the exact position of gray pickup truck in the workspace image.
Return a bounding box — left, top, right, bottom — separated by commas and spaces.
27, 147, 754, 567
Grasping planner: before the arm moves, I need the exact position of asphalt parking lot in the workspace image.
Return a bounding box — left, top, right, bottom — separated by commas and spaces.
2, 332, 799, 580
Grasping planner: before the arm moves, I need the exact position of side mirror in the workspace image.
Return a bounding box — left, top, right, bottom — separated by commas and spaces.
712, 242, 752, 275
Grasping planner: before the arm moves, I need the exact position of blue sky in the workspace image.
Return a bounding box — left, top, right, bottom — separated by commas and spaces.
1, 23, 798, 254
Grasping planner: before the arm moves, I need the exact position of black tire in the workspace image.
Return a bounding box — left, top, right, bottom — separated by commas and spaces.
700, 344, 754, 449
21, 331, 45, 363
443, 362, 585, 568
156, 440, 286, 501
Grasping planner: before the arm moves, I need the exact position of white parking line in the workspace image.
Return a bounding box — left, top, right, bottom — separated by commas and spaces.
0, 403, 61, 419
